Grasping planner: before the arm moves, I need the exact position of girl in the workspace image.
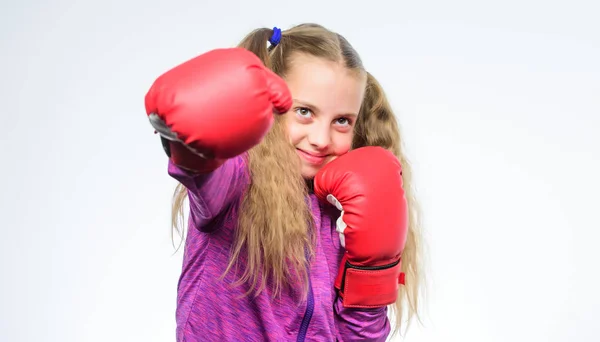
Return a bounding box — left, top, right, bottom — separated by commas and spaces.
145, 23, 424, 342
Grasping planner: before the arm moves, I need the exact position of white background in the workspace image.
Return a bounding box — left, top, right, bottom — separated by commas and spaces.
1, 0, 599, 341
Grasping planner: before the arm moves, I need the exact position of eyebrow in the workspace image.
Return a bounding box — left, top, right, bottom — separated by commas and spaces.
293, 98, 319, 112
292, 98, 358, 117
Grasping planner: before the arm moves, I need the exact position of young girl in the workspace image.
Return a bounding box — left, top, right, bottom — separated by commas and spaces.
145, 23, 423, 342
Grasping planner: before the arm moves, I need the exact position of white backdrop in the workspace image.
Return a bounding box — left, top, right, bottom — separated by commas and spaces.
1, 0, 599, 341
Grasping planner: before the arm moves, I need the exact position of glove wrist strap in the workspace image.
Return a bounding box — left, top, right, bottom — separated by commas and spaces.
337, 257, 405, 308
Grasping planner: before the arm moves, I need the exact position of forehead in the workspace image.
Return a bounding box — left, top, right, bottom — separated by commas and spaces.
284, 53, 366, 115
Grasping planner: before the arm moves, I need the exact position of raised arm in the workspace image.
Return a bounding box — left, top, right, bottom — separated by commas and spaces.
314, 146, 408, 341
143, 48, 292, 226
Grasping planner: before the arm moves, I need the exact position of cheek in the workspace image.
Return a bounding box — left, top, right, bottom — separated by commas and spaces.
284, 115, 304, 145
331, 133, 352, 156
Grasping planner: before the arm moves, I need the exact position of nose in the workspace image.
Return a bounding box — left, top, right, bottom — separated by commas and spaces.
307, 122, 331, 151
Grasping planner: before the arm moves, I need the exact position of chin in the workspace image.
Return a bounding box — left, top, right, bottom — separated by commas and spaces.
300, 166, 319, 180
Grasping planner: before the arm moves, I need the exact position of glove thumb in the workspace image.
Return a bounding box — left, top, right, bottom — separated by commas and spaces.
264, 68, 292, 114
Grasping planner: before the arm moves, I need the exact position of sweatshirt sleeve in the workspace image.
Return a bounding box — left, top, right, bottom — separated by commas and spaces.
334, 296, 391, 342
167, 154, 249, 230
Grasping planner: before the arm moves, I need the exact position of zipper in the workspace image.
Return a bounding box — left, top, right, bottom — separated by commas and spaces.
296, 268, 315, 342
297, 241, 315, 342
297, 196, 318, 342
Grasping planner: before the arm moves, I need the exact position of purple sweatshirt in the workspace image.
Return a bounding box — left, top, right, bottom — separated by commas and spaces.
168, 154, 390, 342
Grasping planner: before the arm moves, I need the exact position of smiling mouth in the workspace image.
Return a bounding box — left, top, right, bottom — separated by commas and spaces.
296, 149, 329, 165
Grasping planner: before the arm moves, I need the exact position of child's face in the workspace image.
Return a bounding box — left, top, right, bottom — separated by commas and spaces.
283, 54, 367, 179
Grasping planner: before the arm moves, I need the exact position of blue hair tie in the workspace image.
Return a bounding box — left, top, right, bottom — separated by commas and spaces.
269, 27, 282, 46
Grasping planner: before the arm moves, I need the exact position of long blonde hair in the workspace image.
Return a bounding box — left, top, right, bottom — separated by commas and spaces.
171, 23, 425, 337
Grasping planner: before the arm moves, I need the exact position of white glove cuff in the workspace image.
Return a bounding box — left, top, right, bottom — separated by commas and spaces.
326, 194, 347, 248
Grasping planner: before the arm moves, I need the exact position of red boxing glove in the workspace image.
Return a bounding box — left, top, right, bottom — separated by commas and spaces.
314, 146, 408, 308
145, 48, 291, 172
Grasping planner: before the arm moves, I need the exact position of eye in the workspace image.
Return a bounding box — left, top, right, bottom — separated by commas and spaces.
334, 117, 352, 127
295, 107, 313, 118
